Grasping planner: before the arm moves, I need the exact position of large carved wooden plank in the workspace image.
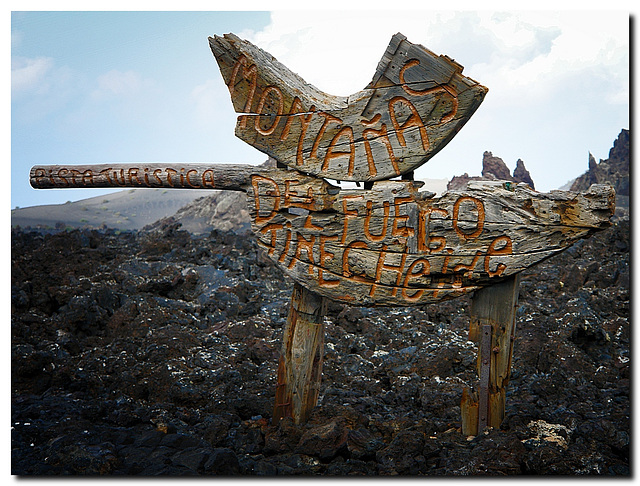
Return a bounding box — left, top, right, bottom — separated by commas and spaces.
209, 33, 488, 182
245, 171, 614, 306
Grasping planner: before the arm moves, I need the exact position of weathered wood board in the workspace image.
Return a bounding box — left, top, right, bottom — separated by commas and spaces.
245, 171, 613, 306
209, 33, 488, 182
462, 274, 520, 435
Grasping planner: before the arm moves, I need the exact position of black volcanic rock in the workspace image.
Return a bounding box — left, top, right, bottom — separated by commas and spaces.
481, 151, 513, 181
513, 159, 535, 190
11, 212, 629, 475
10, 142, 629, 476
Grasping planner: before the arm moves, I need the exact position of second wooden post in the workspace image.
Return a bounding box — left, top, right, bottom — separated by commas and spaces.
461, 274, 520, 435
273, 282, 327, 424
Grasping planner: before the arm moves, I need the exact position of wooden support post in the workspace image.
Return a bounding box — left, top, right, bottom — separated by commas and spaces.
461, 274, 520, 435
273, 282, 327, 424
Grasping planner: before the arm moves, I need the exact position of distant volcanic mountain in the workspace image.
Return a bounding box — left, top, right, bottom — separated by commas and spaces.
570, 129, 629, 211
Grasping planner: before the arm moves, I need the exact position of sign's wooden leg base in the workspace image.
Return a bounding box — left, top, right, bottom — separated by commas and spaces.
273, 283, 327, 425
461, 275, 520, 436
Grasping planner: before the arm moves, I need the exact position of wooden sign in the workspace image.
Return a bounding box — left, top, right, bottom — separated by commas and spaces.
29, 32, 616, 433
209, 33, 488, 182
246, 172, 614, 307
31, 162, 616, 307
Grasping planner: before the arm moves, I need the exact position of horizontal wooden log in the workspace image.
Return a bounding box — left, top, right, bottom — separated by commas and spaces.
30, 163, 259, 191
209, 33, 488, 182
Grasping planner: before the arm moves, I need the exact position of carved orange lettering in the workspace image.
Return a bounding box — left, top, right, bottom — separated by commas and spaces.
58, 168, 70, 186
165, 168, 177, 187
388, 96, 429, 151
318, 235, 340, 288
33, 168, 47, 186
201, 169, 215, 188
441, 248, 454, 273
255, 85, 284, 135
417, 208, 429, 251
402, 258, 431, 301
322, 125, 355, 176
310, 112, 342, 161
69, 169, 83, 185
361, 114, 400, 176
399, 59, 458, 123
428, 236, 447, 253
364, 200, 389, 242
432, 249, 454, 300
280, 97, 315, 167
303, 214, 323, 231
453, 250, 483, 278
228, 54, 258, 128
284, 179, 314, 210
99, 168, 112, 186
186, 169, 200, 188
342, 241, 370, 283
453, 196, 484, 240
289, 232, 316, 275
484, 236, 512, 277
370, 246, 407, 297
82, 170, 93, 185
251, 175, 280, 224
260, 223, 283, 256
392, 197, 415, 239
278, 223, 293, 264
113, 169, 126, 186
128, 168, 140, 185
341, 195, 363, 244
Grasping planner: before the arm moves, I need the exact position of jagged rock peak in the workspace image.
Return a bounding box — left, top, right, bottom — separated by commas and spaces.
448, 152, 536, 191
514, 159, 535, 190
570, 129, 629, 198
481, 151, 512, 181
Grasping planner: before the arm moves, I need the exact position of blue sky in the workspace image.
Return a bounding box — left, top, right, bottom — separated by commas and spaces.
11, 9, 630, 209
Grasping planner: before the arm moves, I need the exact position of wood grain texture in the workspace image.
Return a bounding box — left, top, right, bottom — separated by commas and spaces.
273, 283, 327, 424
461, 274, 520, 435
209, 33, 488, 182
246, 170, 614, 306
30, 163, 256, 191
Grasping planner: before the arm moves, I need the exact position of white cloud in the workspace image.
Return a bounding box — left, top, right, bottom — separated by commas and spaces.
238, 10, 628, 192
191, 79, 225, 122
11, 57, 54, 96
245, 10, 627, 105
91, 70, 146, 100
